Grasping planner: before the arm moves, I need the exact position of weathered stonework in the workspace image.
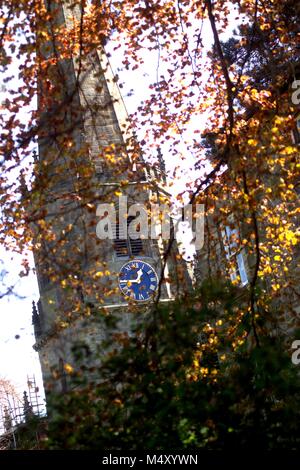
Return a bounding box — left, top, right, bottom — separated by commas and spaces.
32, 1, 191, 396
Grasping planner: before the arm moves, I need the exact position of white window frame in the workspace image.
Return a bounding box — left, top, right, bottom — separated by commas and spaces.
222, 223, 248, 287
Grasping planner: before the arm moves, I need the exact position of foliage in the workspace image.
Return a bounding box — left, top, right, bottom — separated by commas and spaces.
13, 415, 46, 450
46, 282, 300, 450
0, 0, 299, 451
0, 0, 298, 309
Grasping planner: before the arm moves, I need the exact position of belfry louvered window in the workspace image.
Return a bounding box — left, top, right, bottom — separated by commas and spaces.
113, 215, 144, 258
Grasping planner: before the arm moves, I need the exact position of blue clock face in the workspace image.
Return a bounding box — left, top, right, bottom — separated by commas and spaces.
119, 260, 159, 301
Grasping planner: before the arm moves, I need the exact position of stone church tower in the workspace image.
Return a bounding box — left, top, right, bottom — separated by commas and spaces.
31, 1, 189, 396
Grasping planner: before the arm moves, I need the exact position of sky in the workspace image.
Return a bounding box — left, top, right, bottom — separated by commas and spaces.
0, 4, 238, 409
0, 250, 45, 408
0, 54, 44, 403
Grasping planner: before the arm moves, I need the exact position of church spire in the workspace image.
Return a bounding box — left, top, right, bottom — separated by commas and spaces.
32, 0, 189, 398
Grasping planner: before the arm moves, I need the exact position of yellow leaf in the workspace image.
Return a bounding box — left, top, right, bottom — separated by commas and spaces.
280, 146, 295, 155
285, 230, 298, 245
64, 363, 73, 374
247, 139, 258, 146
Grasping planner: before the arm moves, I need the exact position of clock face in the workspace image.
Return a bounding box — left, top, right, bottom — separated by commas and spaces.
118, 260, 159, 301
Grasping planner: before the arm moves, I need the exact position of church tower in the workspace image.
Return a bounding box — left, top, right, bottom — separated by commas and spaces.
31, 1, 189, 395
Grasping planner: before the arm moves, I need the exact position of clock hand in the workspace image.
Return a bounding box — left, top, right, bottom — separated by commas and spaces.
120, 279, 140, 285
135, 269, 143, 282
120, 269, 143, 285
